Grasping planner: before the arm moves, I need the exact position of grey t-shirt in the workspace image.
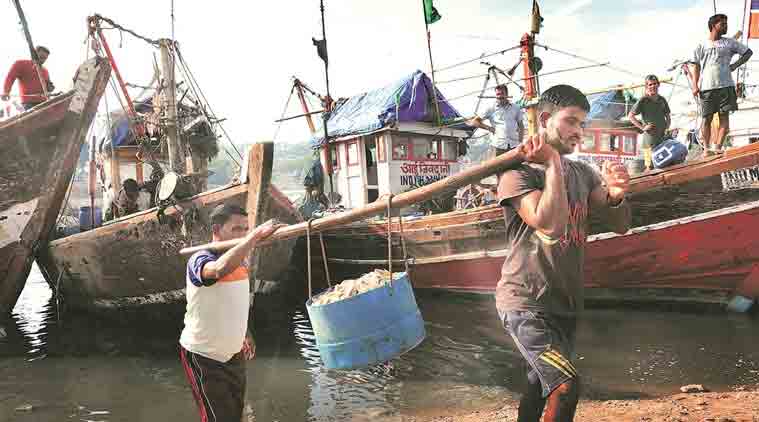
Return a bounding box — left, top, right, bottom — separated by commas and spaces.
496, 158, 602, 317
693, 37, 749, 91
630, 95, 671, 143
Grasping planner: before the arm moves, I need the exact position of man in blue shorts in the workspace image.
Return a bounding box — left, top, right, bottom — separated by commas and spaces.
497, 85, 632, 421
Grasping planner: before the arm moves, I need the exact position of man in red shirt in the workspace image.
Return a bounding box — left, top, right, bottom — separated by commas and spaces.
2, 46, 54, 110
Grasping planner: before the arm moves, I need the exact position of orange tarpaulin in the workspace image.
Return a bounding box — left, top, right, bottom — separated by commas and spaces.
749, 13, 759, 39
750, 1, 759, 39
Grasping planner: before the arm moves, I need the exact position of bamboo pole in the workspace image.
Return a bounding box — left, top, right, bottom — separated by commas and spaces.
180, 146, 528, 255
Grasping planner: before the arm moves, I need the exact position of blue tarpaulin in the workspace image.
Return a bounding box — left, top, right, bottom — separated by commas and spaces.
587, 89, 637, 121
109, 100, 155, 147
310, 70, 469, 148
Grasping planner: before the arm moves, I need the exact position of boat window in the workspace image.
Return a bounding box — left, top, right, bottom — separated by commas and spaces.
581, 133, 596, 151
412, 138, 437, 160
346, 141, 359, 166
623, 136, 636, 154
330, 144, 340, 169
392, 138, 409, 160
599, 133, 617, 152
376, 135, 386, 162
441, 140, 458, 161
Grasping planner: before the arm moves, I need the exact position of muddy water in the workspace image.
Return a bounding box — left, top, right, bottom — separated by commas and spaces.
1, 266, 759, 421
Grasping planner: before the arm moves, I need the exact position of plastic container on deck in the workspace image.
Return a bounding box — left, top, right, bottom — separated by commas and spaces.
305, 272, 426, 370
79, 206, 102, 232
726, 295, 755, 313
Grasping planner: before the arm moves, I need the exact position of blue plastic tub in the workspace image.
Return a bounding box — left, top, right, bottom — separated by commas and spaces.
306, 272, 426, 370
79, 206, 102, 232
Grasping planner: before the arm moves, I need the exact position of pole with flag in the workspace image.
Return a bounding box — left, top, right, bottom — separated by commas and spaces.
313, 0, 334, 196
422, 0, 442, 125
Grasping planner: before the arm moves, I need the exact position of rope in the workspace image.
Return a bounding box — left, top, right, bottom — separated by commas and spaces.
386, 194, 393, 276
436, 45, 521, 73
306, 218, 313, 298
174, 45, 243, 162
437, 63, 611, 104
318, 232, 332, 287
535, 43, 645, 80
398, 206, 409, 274
93, 14, 161, 47
272, 84, 295, 142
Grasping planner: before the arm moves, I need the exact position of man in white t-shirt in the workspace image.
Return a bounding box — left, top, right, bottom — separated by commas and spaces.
468, 84, 525, 158
179, 204, 281, 422
689, 13, 753, 156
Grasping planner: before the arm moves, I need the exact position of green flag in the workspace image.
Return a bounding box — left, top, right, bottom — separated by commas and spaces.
423, 0, 441, 25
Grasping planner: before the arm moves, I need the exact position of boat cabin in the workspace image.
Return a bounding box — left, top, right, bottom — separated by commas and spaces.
570, 122, 643, 174
313, 70, 471, 211
322, 123, 467, 209
569, 89, 645, 174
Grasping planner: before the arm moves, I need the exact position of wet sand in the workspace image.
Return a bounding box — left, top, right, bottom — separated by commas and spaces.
403, 388, 759, 422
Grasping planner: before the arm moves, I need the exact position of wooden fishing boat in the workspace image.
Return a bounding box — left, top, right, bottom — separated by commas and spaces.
35, 161, 301, 311
293, 24, 759, 307
33, 17, 303, 313
0, 57, 110, 317
309, 144, 759, 306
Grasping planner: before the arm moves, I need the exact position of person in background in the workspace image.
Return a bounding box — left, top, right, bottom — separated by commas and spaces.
468, 83, 525, 159
179, 204, 281, 422
496, 84, 631, 422
628, 75, 671, 170
689, 14, 753, 156
2, 46, 54, 110
105, 178, 140, 220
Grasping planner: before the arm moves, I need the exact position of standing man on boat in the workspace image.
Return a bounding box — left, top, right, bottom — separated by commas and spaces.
468, 83, 525, 158
497, 84, 631, 422
179, 204, 281, 422
689, 14, 752, 156
628, 75, 671, 170
1, 46, 54, 110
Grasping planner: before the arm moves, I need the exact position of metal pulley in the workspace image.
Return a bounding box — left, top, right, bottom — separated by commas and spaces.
530, 57, 543, 74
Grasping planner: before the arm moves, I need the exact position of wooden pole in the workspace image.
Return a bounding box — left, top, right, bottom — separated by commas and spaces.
180, 146, 528, 255
422, 0, 442, 125
90, 18, 145, 137
11, 0, 48, 101
159, 38, 185, 174
294, 80, 317, 134
521, 33, 538, 136
319, 0, 335, 196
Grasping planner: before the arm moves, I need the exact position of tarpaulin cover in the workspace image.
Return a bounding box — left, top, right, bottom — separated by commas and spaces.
109, 100, 154, 147
587, 89, 636, 121
310, 70, 469, 147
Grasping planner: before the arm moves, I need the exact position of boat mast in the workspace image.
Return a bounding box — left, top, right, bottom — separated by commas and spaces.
10, 0, 48, 101
521, 5, 541, 136
159, 38, 186, 174
318, 0, 335, 195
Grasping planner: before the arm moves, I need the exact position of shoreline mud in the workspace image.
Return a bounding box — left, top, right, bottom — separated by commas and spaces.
403, 387, 759, 422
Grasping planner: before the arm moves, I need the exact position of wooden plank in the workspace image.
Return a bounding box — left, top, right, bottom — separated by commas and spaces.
246, 142, 274, 229
724, 141, 759, 158
629, 149, 759, 194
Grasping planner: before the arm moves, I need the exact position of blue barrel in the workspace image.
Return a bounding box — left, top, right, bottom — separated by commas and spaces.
79, 206, 102, 232
306, 272, 426, 370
